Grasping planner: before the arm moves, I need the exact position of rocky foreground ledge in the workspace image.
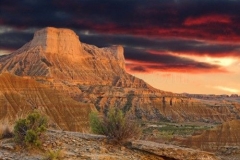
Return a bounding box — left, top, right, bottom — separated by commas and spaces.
0, 129, 220, 160
130, 140, 219, 160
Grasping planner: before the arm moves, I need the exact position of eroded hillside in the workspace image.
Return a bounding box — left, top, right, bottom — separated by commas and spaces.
0, 73, 94, 131
182, 120, 240, 155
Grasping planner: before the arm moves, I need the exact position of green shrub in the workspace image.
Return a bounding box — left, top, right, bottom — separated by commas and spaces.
44, 149, 64, 160
89, 112, 106, 134
14, 111, 47, 146
89, 108, 141, 143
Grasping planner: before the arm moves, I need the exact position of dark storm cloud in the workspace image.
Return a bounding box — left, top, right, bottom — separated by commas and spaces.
1, 0, 240, 30
125, 47, 226, 73
0, 31, 32, 50
127, 63, 225, 73
79, 33, 240, 57
129, 66, 147, 72
125, 47, 183, 64
0, 0, 72, 28
0, 0, 136, 29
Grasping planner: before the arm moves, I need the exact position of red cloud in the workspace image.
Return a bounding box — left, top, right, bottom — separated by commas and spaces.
184, 14, 232, 26
73, 15, 240, 43
147, 49, 240, 58
95, 26, 240, 43
126, 60, 227, 74
0, 18, 4, 24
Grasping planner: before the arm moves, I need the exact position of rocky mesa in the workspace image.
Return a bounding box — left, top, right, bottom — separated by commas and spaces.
0, 27, 131, 86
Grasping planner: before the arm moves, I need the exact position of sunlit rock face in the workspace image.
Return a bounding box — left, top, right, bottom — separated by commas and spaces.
30, 27, 83, 55
109, 45, 125, 70
0, 27, 128, 85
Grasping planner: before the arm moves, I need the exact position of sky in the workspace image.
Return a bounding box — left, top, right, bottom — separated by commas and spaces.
0, 0, 240, 95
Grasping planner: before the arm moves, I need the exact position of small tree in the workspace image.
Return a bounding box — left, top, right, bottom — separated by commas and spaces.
14, 111, 47, 147
90, 108, 141, 143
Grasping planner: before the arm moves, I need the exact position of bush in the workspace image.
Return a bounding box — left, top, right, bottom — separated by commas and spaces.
89, 108, 141, 143
44, 149, 65, 160
13, 111, 47, 146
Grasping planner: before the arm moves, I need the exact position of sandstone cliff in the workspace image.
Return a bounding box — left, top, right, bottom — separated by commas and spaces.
0, 27, 239, 124
0, 27, 137, 87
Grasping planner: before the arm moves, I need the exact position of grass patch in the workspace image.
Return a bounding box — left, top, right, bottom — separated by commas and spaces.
142, 121, 213, 142
44, 149, 65, 160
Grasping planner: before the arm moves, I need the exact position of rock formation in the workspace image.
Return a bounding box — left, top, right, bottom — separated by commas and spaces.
0, 73, 94, 131
77, 85, 240, 122
182, 120, 240, 155
30, 27, 83, 55
130, 140, 219, 160
0, 27, 130, 85
0, 27, 239, 124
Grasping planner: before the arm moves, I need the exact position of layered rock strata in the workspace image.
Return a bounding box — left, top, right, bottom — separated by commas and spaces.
0, 73, 94, 131
0, 27, 128, 85
182, 120, 240, 155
